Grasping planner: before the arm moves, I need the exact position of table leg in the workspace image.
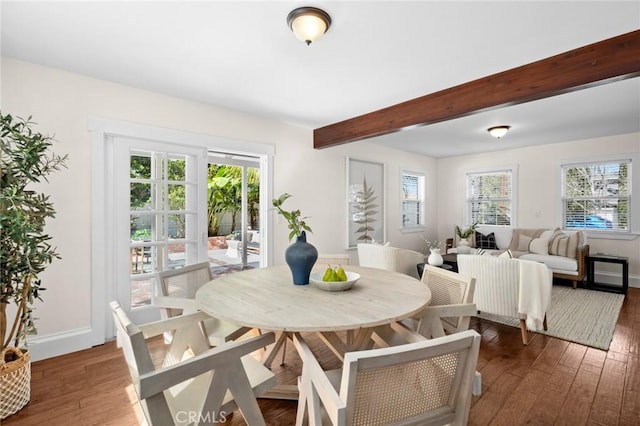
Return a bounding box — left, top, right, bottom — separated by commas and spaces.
319, 329, 375, 362
261, 331, 288, 367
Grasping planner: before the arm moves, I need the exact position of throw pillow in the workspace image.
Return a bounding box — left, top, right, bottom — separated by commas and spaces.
498, 249, 513, 259
475, 231, 498, 249
529, 237, 550, 255
508, 228, 545, 251
517, 234, 533, 252
475, 248, 486, 255
549, 230, 581, 259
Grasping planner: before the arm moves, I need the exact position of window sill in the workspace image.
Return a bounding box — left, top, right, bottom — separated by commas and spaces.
567, 230, 640, 241
401, 226, 426, 234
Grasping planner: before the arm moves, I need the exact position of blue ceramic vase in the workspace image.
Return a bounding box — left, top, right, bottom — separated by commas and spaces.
285, 231, 318, 285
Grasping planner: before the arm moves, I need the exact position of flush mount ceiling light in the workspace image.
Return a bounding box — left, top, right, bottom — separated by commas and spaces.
287, 6, 331, 45
487, 126, 511, 139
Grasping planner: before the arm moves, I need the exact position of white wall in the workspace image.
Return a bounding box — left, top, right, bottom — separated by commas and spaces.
437, 133, 640, 282
4, 57, 637, 360
1, 58, 437, 359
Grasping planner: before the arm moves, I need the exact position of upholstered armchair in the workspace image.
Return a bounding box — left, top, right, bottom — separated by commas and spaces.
356, 243, 424, 279
457, 254, 553, 345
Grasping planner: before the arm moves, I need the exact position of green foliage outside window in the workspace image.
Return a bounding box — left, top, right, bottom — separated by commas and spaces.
207, 164, 259, 236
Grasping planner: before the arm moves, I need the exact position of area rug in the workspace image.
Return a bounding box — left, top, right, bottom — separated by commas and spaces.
477, 286, 625, 350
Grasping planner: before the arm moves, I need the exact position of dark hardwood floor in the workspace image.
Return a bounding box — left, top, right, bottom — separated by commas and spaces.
4, 287, 639, 425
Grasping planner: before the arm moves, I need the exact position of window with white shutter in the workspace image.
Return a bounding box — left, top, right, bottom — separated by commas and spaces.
401, 171, 425, 231
562, 160, 630, 232
466, 168, 515, 226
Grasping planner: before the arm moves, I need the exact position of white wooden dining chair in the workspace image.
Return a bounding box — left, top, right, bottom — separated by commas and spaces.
294, 329, 481, 426
156, 262, 252, 346
111, 301, 276, 426
372, 265, 476, 347
416, 265, 477, 339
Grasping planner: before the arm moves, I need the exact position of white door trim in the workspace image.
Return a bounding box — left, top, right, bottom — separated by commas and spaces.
89, 116, 274, 345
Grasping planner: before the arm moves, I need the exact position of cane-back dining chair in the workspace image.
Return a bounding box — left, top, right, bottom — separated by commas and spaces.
372, 264, 476, 348
356, 243, 424, 279
415, 265, 477, 339
110, 301, 276, 426
294, 329, 481, 426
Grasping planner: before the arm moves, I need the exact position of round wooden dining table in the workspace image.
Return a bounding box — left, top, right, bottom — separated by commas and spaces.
196, 265, 431, 333
196, 265, 431, 400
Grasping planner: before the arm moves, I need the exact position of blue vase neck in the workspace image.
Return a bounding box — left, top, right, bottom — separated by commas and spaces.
296, 231, 307, 243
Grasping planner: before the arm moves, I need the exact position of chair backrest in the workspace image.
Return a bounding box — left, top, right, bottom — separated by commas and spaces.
340, 329, 481, 425
421, 265, 476, 333
317, 253, 351, 267
157, 262, 213, 317
356, 243, 424, 279
457, 254, 520, 318
111, 301, 157, 382
110, 301, 210, 423
111, 301, 276, 426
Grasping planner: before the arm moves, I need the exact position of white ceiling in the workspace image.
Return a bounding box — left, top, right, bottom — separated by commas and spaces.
1, 1, 639, 157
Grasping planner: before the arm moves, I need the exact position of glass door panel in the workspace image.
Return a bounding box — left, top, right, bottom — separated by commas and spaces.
118, 140, 206, 323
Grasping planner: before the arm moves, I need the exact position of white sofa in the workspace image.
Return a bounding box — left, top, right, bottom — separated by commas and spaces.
447, 226, 589, 289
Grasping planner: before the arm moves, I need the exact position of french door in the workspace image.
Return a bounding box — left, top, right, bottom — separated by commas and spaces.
90, 117, 274, 345
115, 137, 207, 324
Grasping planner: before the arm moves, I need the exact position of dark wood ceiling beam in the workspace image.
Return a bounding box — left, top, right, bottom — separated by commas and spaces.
314, 29, 640, 149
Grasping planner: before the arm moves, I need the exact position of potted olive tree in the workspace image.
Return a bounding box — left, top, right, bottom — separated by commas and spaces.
0, 113, 67, 418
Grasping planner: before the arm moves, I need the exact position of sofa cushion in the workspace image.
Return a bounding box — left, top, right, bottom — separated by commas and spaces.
508, 229, 545, 251
548, 228, 584, 259
528, 237, 550, 255
519, 253, 578, 272
475, 231, 498, 249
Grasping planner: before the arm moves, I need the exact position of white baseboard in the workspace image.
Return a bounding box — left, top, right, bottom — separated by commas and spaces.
25, 327, 93, 362
594, 271, 639, 289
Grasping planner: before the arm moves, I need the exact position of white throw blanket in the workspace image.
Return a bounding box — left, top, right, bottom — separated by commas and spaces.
518, 259, 552, 331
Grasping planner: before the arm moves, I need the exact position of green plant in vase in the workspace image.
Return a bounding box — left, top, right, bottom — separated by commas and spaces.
272, 193, 317, 285
272, 193, 312, 241
455, 222, 477, 254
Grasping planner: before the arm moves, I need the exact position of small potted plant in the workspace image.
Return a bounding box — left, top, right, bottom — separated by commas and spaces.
272, 193, 317, 285
455, 223, 478, 254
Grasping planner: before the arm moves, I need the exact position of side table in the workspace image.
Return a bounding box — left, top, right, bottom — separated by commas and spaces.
586, 254, 628, 295
442, 253, 459, 272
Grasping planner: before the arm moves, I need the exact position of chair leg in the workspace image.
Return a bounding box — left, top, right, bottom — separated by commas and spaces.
543, 313, 548, 331
519, 319, 528, 345
473, 371, 482, 396
572, 280, 577, 289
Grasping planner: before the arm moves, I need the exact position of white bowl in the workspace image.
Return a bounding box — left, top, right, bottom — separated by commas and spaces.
310, 271, 360, 292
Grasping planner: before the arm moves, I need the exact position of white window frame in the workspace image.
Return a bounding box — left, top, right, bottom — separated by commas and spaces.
465, 165, 518, 227
559, 156, 635, 238
400, 170, 425, 233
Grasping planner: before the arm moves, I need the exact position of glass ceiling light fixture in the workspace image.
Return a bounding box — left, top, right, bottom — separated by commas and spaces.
487, 125, 511, 139
287, 6, 332, 45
